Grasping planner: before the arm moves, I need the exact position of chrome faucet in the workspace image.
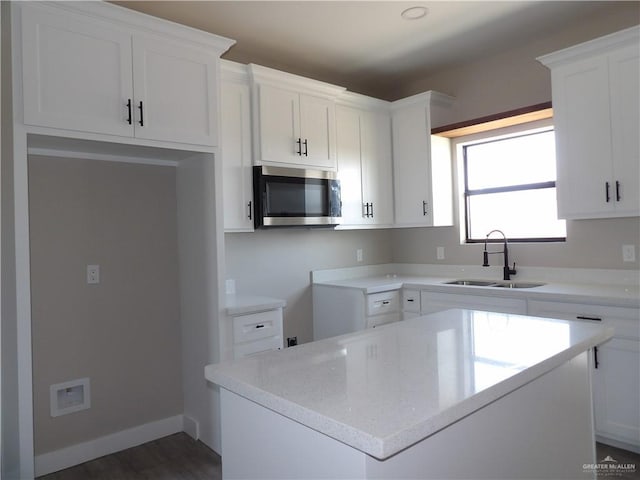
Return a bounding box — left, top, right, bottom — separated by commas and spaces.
482, 229, 517, 281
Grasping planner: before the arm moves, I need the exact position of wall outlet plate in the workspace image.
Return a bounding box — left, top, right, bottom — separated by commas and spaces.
622, 245, 636, 262
86, 264, 100, 284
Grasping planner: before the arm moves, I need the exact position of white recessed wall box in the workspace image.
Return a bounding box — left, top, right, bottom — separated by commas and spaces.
50, 377, 91, 417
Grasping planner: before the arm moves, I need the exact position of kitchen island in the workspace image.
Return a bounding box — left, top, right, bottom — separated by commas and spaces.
205, 309, 613, 479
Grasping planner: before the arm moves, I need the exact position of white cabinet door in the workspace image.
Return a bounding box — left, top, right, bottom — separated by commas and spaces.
594, 337, 640, 447
256, 84, 337, 170
392, 103, 432, 226
132, 35, 218, 146
257, 84, 301, 165
336, 105, 393, 227
552, 55, 613, 218
361, 109, 394, 226
336, 106, 365, 225
222, 81, 254, 232
299, 94, 336, 169
609, 44, 640, 216
21, 4, 134, 137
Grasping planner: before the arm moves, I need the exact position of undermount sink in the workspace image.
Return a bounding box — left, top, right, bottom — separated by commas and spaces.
444, 280, 498, 286
492, 282, 546, 289
444, 280, 545, 289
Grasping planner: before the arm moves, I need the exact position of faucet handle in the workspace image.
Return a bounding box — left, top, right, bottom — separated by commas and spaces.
510, 262, 517, 274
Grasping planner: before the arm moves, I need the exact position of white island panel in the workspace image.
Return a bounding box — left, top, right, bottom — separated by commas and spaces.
206, 309, 612, 479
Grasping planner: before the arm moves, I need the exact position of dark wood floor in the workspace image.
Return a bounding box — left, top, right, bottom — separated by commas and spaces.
37, 433, 221, 480
595, 442, 640, 480
38, 433, 638, 480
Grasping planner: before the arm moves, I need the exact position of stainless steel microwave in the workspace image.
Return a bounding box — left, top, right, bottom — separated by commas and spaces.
253, 166, 342, 228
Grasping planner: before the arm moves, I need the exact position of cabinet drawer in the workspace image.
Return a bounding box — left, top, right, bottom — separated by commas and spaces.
528, 300, 639, 339
402, 289, 420, 313
233, 309, 282, 344
233, 336, 282, 360
366, 312, 401, 329
366, 290, 400, 316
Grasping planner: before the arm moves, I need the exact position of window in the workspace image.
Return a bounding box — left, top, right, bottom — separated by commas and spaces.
461, 126, 566, 242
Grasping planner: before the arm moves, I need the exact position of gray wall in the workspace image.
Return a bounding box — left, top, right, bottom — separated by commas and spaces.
224, 229, 393, 344
28, 157, 183, 454
391, 218, 640, 270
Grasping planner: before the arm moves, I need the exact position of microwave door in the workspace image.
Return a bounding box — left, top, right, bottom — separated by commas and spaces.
254, 166, 341, 228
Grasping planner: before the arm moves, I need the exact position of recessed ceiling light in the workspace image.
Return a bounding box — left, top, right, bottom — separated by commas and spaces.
401, 6, 428, 20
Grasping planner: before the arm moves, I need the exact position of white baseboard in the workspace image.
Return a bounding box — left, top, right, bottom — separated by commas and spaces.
34, 414, 184, 477
183, 414, 199, 440
596, 434, 640, 455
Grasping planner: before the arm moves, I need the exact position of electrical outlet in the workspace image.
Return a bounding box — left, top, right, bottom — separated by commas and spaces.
356, 248, 363, 262
86, 265, 100, 284
622, 245, 636, 262
287, 337, 298, 347
436, 246, 445, 260
225, 279, 236, 295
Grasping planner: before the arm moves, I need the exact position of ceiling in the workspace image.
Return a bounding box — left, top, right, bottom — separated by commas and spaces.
113, 1, 626, 99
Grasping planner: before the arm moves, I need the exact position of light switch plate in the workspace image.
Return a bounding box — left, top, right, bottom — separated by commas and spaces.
622, 245, 636, 262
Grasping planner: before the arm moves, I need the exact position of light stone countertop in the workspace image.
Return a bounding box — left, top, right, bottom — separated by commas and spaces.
312, 264, 640, 308
205, 309, 613, 460
225, 294, 286, 316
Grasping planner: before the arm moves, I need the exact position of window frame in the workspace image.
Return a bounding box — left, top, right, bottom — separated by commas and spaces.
457, 124, 566, 244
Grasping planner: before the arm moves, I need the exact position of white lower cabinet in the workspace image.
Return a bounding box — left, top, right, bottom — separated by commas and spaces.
230, 308, 284, 359
401, 289, 421, 320
313, 285, 400, 340
419, 291, 527, 315
528, 300, 640, 451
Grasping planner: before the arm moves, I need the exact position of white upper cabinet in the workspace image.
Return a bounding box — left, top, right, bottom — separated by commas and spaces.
335, 97, 393, 228
221, 62, 254, 232
21, 5, 135, 138
131, 35, 219, 146
19, 2, 234, 146
250, 64, 344, 170
538, 26, 639, 219
299, 94, 336, 169
391, 91, 455, 227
